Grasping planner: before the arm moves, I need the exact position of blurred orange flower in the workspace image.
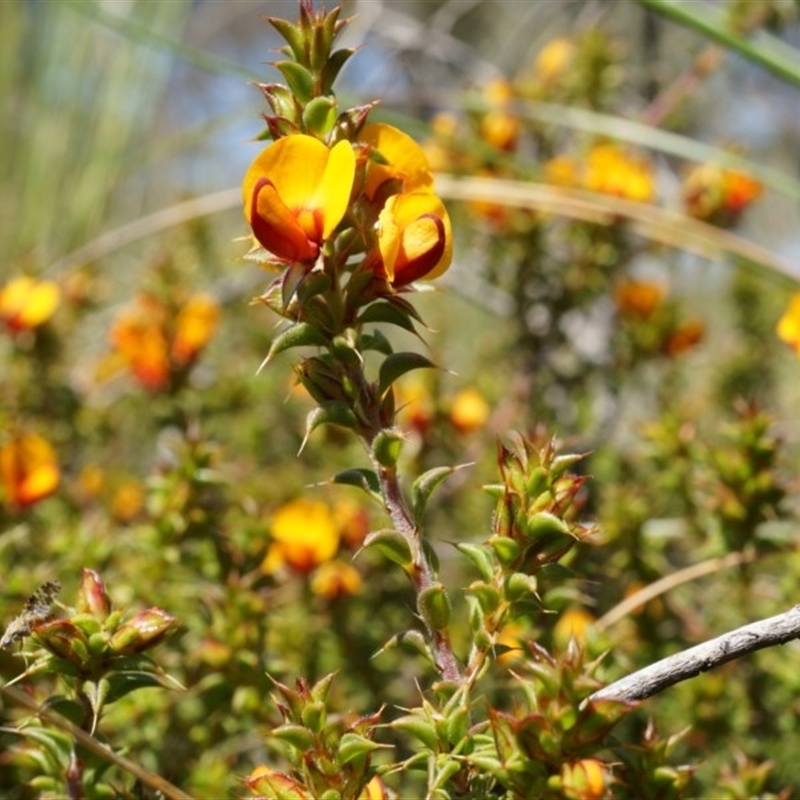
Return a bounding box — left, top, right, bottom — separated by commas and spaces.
310, 561, 363, 599
545, 144, 655, 202
0, 432, 60, 508
560, 758, 608, 800
533, 37, 576, 85
777, 292, 800, 355
263, 498, 340, 574
665, 318, 705, 357
479, 79, 521, 152
109, 293, 218, 390
109, 294, 170, 390
449, 387, 490, 433
544, 154, 579, 187
396, 378, 435, 434
423, 112, 460, 173
614, 280, 666, 318
111, 479, 145, 523
0, 276, 60, 333
359, 775, 391, 800
553, 606, 596, 649
583, 144, 655, 202
333, 497, 370, 550
495, 622, 525, 665
171, 293, 220, 365
683, 163, 762, 225
243, 135, 356, 263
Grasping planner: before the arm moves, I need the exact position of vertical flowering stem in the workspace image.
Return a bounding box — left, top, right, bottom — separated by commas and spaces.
241, 2, 461, 688
373, 458, 462, 683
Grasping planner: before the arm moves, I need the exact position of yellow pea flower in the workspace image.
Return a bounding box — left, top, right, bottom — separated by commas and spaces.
534, 37, 576, 85
109, 295, 170, 390
171, 292, 219, 365
0, 276, 60, 333
376, 192, 453, 286
560, 758, 608, 800
0, 433, 60, 508
109, 293, 219, 390
449, 387, 490, 433
777, 292, 800, 355
243, 135, 356, 263
264, 497, 340, 574
358, 776, 391, 800
584, 144, 655, 203
310, 561, 363, 598
614, 280, 666, 319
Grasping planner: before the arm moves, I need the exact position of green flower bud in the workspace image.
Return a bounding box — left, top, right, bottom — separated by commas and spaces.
505, 572, 539, 602
301, 701, 326, 733
418, 584, 451, 631
108, 608, 177, 655
489, 535, 521, 567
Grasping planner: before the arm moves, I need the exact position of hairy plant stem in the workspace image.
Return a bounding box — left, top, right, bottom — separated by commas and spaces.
373, 459, 462, 683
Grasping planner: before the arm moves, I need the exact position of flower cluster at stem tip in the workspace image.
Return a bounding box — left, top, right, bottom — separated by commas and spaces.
240, 5, 452, 296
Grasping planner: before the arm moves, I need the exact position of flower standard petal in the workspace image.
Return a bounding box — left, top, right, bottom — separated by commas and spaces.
316, 139, 357, 238
360, 123, 435, 199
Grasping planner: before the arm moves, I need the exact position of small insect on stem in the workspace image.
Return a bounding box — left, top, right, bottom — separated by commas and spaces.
0, 580, 61, 649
